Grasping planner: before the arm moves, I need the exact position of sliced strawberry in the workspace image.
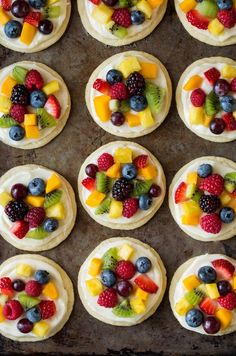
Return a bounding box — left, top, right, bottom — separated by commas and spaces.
82, 177, 95, 191
89, 0, 100, 3
133, 155, 148, 168
24, 11, 41, 27
10, 221, 29, 239
222, 113, 236, 131
174, 182, 187, 204
93, 79, 110, 95
204, 67, 221, 85
134, 274, 158, 294
199, 297, 217, 315
1, 0, 11, 11
0, 277, 14, 297
44, 95, 61, 119
186, 10, 209, 30
212, 259, 235, 280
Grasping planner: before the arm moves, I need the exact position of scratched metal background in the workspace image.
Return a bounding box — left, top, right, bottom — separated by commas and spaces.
0, 1, 235, 355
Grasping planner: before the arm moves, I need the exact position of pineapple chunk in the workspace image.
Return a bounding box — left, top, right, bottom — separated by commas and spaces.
126, 113, 141, 127
16, 264, 33, 277
92, 3, 114, 24
88, 258, 103, 277
181, 215, 199, 225
215, 309, 232, 329
47, 0, 59, 4
182, 274, 201, 290
208, 18, 224, 36
181, 201, 201, 217
205, 283, 220, 299
179, 0, 197, 13
25, 125, 40, 139
114, 147, 133, 163
32, 321, 49, 337
86, 191, 106, 208
106, 163, 121, 179
46, 202, 65, 220
109, 200, 123, 218
46, 173, 61, 194
24, 114, 37, 126
136, 0, 153, 18
189, 106, 204, 125
118, 243, 134, 260
186, 172, 198, 185
139, 108, 155, 128
0, 95, 11, 114
25, 195, 45, 207
183, 75, 203, 91
42, 282, 58, 300
20, 22, 37, 45
43, 80, 60, 96
203, 114, 212, 127
0, 192, 12, 207
0, 7, 11, 25
233, 275, 236, 290
130, 297, 146, 314
139, 62, 158, 79
94, 95, 111, 122
175, 297, 192, 316
139, 164, 157, 180
221, 64, 236, 79
1, 76, 17, 97
86, 278, 103, 296
135, 287, 149, 301
117, 57, 141, 78
147, 0, 164, 8
220, 191, 232, 206
0, 305, 5, 323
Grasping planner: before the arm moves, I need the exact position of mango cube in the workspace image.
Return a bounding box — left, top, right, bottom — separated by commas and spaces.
179, 0, 197, 13
42, 282, 58, 300
0, 305, 5, 323
182, 274, 201, 290
181, 215, 199, 225
208, 18, 224, 36
20, 22, 36, 45
46, 202, 65, 220
233, 276, 236, 290
130, 297, 146, 314
114, 147, 133, 163
88, 258, 103, 277
215, 309, 232, 329
181, 201, 201, 217
32, 321, 49, 337
86, 190, 106, 208
0, 95, 11, 114
189, 106, 204, 125
24, 114, 37, 126
0, 192, 12, 207
220, 191, 232, 206
228, 199, 236, 212
221, 64, 236, 79
186, 172, 198, 185
175, 297, 192, 316
94, 95, 111, 122
25, 195, 45, 207
46, 173, 61, 193
136, 0, 153, 18
25, 125, 40, 139
92, 3, 114, 24
205, 283, 220, 299
203, 114, 213, 127
117, 57, 141, 78
147, 0, 164, 8
0, 7, 11, 25
183, 75, 203, 91
139, 61, 158, 79
126, 113, 141, 127
135, 287, 149, 301
1, 76, 17, 97
118, 243, 134, 260
43, 80, 60, 96
139, 108, 155, 128
109, 200, 123, 218
86, 278, 103, 296
139, 164, 157, 180
106, 163, 121, 179
16, 264, 33, 277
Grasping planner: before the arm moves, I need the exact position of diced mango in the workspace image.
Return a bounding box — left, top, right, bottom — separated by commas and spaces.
25, 195, 45, 207
25, 125, 40, 139
46, 173, 61, 193
135, 287, 149, 301
203, 114, 213, 127
182, 274, 201, 291
220, 191, 232, 206
130, 297, 146, 314
0, 192, 12, 207
228, 199, 236, 212
0, 7, 11, 25
20, 22, 37, 45
139, 164, 157, 180
88, 258, 103, 277
16, 264, 33, 277
147, 0, 164, 8
233, 111, 236, 120
186, 172, 198, 185
140, 62, 158, 80
0, 95, 11, 114
136, 0, 153, 18
114, 147, 133, 163
221, 65, 236, 79
175, 297, 192, 316
109, 200, 123, 218
189, 106, 204, 125
181, 215, 199, 225
0, 305, 5, 322
32, 321, 49, 337
92, 3, 114, 24
208, 18, 224, 36
233, 275, 236, 290
42, 282, 58, 300
24, 114, 37, 126
86, 278, 103, 296
215, 308, 232, 329
179, 0, 197, 13
1, 76, 17, 97
205, 283, 220, 299
43, 80, 60, 96
181, 201, 201, 217
86, 190, 106, 208
117, 57, 141, 78
106, 163, 121, 179
94, 95, 111, 122
46, 202, 65, 220
183, 75, 203, 91
139, 108, 155, 128
118, 243, 134, 261
126, 113, 141, 127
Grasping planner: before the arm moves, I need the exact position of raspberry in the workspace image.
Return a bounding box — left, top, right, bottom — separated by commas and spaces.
133, 155, 148, 168
218, 292, 236, 310
222, 113, 236, 131
126, 72, 145, 96
230, 78, 236, 92
39, 300, 56, 319
190, 88, 206, 107
24, 207, 45, 228
200, 213, 222, 234
10, 104, 27, 123
3, 300, 23, 320
186, 10, 209, 30
110, 82, 129, 100
97, 288, 118, 308
11, 221, 29, 239
0, 277, 12, 292
97, 153, 114, 171
11, 84, 29, 105
111, 8, 132, 28
25, 69, 44, 91
199, 195, 220, 213
25, 280, 42, 297
122, 198, 139, 218
217, 9, 236, 29
5, 200, 29, 222
112, 178, 133, 201
199, 174, 224, 196
115, 260, 136, 280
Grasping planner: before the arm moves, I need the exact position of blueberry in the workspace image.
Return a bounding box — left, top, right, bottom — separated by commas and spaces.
106, 69, 123, 86
131, 10, 145, 25
4, 20, 22, 38
198, 266, 217, 283
197, 163, 213, 178
219, 207, 235, 223
129, 95, 147, 112
217, 0, 233, 10
28, 178, 45, 196
43, 218, 59, 232
26, 307, 41, 323
139, 194, 152, 210
101, 270, 116, 287
30, 90, 47, 108
135, 257, 151, 273
29, 0, 46, 9
220, 95, 236, 113
122, 164, 137, 180
34, 270, 50, 284
9, 125, 25, 141
185, 309, 204, 328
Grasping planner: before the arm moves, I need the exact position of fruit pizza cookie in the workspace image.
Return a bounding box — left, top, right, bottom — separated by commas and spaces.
0, 61, 71, 149
0, 0, 71, 53
78, 141, 166, 230
86, 51, 172, 138
175, 0, 236, 46
170, 254, 236, 336
78, 237, 167, 326
0, 254, 74, 341
78, 0, 167, 46
0, 165, 77, 251
176, 57, 236, 142
169, 156, 236, 242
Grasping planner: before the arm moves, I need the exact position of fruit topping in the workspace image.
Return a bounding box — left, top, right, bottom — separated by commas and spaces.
24, 207, 45, 228
198, 266, 217, 283
217, 280, 232, 296
199, 173, 224, 196
212, 258, 235, 279
5, 200, 29, 222
134, 274, 158, 294
112, 299, 134, 317
115, 260, 136, 280
11, 220, 29, 239
101, 270, 117, 287
200, 213, 222, 234
203, 316, 221, 334
3, 300, 23, 320
39, 300, 56, 319
199, 194, 220, 213
34, 270, 50, 285
175, 182, 187, 204
218, 292, 236, 310
126, 71, 145, 96
186, 9, 209, 29
199, 297, 217, 315
97, 288, 118, 308
116, 280, 133, 297
12, 279, 25, 292
25, 280, 42, 297
185, 308, 204, 327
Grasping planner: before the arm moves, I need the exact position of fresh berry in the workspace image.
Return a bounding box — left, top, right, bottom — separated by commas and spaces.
200, 213, 222, 234
29, 0, 46, 9
220, 95, 236, 112
210, 118, 226, 135
217, 9, 236, 28
24, 207, 45, 228
203, 316, 220, 334
218, 292, 236, 310
106, 69, 123, 86
11, 84, 29, 105
199, 194, 220, 213
222, 113, 236, 131
10, 104, 27, 123
197, 163, 213, 178
219, 207, 235, 223
122, 197, 138, 218
101, 270, 117, 287
199, 174, 224, 196
24, 11, 41, 27
39, 300, 56, 319
11, 0, 30, 18
34, 270, 50, 285
116, 280, 133, 297
198, 265, 217, 283
190, 88, 206, 107
204, 67, 221, 85
133, 155, 148, 168
110, 82, 129, 100
149, 184, 161, 197
230, 78, 236, 92
112, 178, 133, 201
129, 95, 147, 112
122, 163, 137, 180
217, 0, 233, 10
134, 274, 158, 294
136, 257, 151, 273
93, 79, 110, 95
11, 220, 29, 239
111, 112, 125, 126
186, 9, 209, 29
9, 125, 25, 141
0, 277, 13, 296
199, 298, 217, 315
185, 308, 204, 327
26, 306, 41, 323
17, 319, 33, 334
38, 19, 53, 34
115, 260, 136, 280
25, 280, 42, 297
12, 279, 25, 292
175, 182, 187, 204
97, 288, 118, 308
212, 258, 235, 279
5, 200, 29, 222
25, 69, 44, 91
213, 79, 230, 97
28, 178, 45, 196
30, 90, 47, 108
85, 164, 98, 178
111, 8, 132, 28
101, 0, 118, 5
131, 10, 145, 25
11, 183, 28, 200
97, 153, 114, 171
44, 95, 61, 119
139, 194, 152, 210
4, 20, 22, 38
1, 0, 11, 11
82, 177, 95, 191
126, 72, 145, 96
217, 280, 232, 296
3, 300, 23, 320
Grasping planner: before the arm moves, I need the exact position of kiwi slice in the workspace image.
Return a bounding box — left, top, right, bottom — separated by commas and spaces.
12, 66, 28, 84
133, 180, 152, 197
145, 82, 165, 115
96, 172, 109, 193
109, 99, 120, 112
185, 289, 205, 306
95, 197, 112, 215
37, 108, 57, 129
119, 0, 133, 7
43, 6, 61, 18
102, 247, 118, 271
205, 91, 220, 117
0, 115, 17, 128
224, 172, 236, 193
26, 227, 49, 240
113, 300, 135, 318
119, 100, 130, 113
186, 184, 197, 199
44, 190, 63, 209
191, 190, 203, 203
107, 21, 128, 39
196, 0, 218, 19
18, 293, 40, 309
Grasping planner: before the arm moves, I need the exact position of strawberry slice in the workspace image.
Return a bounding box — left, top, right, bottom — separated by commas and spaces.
10, 221, 29, 239
93, 79, 110, 95
212, 259, 235, 280
133, 155, 148, 168
1, 0, 11, 11
89, 0, 100, 3
0, 277, 14, 297
222, 113, 236, 131
199, 297, 217, 315
174, 182, 187, 204
204, 67, 221, 85
134, 274, 158, 294
186, 10, 209, 30
24, 11, 41, 27
82, 177, 95, 191
44, 95, 61, 119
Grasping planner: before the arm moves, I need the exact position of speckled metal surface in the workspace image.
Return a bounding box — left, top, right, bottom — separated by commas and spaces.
0, 1, 236, 355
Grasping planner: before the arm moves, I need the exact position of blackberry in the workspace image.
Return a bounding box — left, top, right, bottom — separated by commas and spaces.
126, 72, 145, 96
112, 178, 133, 201
199, 195, 220, 213
4, 200, 29, 222
11, 84, 29, 105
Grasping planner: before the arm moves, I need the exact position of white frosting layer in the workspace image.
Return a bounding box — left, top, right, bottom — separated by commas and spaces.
0, 256, 68, 339
182, 62, 236, 141
79, 238, 163, 324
